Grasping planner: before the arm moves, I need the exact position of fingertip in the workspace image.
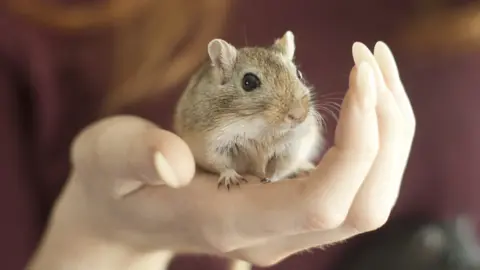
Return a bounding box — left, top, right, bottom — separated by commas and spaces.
352, 42, 362, 65
153, 152, 183, 188
374, 41, 395, 61
352, 41, 366, 53
373, 41, 391, 66
352, 42, 361, 55
373, 41, 402, 88
352, 42, 372, 66
71, 116, 196, 199
373, 41, 388, 54
149, 129, 195, 188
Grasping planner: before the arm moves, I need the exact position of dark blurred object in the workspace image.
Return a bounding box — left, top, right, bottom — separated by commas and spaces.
335, 215, 480, 270
396, 0, 480, 54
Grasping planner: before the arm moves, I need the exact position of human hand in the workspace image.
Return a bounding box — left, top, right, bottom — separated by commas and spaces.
228, 41, 416, 264
30, 41, 415, 269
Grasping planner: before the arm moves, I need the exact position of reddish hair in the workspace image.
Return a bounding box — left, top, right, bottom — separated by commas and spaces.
7, 0, 231, 112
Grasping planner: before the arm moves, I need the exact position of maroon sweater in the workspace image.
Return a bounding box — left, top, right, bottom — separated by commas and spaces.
1, 1, 480, 269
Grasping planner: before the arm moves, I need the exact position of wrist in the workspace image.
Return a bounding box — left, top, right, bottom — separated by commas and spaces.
29, 226, 165, 270
28, 179, 165, 270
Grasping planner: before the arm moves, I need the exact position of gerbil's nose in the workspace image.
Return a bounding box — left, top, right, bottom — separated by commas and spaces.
286, 106, 307, 124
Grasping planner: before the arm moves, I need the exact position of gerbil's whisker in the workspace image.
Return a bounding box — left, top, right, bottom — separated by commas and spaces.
315, 100, 342, 109
319, 107, 339, 122
312, 111, 327, 130
243, 25, 249, 46
315, 100, 341, 123
317, 102, 343, 112
321, 102, 342, 112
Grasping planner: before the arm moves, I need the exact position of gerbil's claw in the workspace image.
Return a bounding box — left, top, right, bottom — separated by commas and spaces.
217, 182, 232, 191
217, 169, 245, 191
261, 178, 271, 184
241, 177, 248, 183
291, 162, 317, 179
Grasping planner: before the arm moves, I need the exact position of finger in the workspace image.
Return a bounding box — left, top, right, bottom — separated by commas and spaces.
303, 61, 379, 225
71, 115, 195, 198
372, 41, 416, 190
198, 61, 380, 253
351, 43, 402, 151
335, 61, 377, 151
373, 42, 415, 171
353, 42, 389, 93
348, 66, 357, 89
249, 47, 416, 261
374, 41, 416, 133
348, 44, 412, 231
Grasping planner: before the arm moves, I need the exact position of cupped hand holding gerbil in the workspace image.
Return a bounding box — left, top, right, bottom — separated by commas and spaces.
28, 42, 415, 269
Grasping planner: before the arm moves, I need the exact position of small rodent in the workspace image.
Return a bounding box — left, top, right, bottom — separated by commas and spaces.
173, 31, 324, 189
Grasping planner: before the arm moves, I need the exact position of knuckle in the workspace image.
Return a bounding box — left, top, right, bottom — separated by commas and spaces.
209, 237, 236, 253
408, 110, 416, 129
407, 120, 416, 139
239, 251, 286, 267
396, 109, 416, 141
349, 207, 391, 232
397, 120, 415, 148
248, 256, 284, 267
409, 114, 416, 128
204, 229, 238, 253
303, 207, 346, 231
254, 258, 284, 267
216, 238, 238, 253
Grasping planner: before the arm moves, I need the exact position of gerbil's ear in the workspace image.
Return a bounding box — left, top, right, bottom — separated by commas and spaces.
207, 39, 237, 73
273, 30, 296, 60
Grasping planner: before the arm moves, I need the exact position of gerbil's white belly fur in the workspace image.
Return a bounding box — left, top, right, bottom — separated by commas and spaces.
291, 118, 323, 166
195, 115, 323, 181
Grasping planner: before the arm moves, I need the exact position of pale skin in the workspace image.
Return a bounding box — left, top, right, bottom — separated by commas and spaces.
27, 41, 415, 269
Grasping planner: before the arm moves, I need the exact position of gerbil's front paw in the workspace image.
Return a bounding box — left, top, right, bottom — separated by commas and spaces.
288, 161, 317, 179
261, 178, 271, 184
217, 169, 247, 190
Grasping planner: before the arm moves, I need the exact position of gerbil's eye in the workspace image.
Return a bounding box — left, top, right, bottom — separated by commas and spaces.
242, 73, 261, 92
296, 69, 303, 80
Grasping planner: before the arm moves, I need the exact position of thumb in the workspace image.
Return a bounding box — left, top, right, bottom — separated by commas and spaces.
70, 115, 195, 198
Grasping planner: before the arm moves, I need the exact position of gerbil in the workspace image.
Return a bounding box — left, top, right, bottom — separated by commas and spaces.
173, 30, 323, 188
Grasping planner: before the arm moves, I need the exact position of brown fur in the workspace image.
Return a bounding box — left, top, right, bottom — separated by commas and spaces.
173, 31, 323, 186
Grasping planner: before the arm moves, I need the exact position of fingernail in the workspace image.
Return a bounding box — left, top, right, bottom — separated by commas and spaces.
352, 42, 372, 67
352, 42, 387, 92
374, 41, 397, 71
153, 152, 182, 188
356, 62, 377, 109
374, 41, 402, 89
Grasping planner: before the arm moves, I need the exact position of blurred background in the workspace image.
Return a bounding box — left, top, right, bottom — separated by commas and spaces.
1, 0, 480, 269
